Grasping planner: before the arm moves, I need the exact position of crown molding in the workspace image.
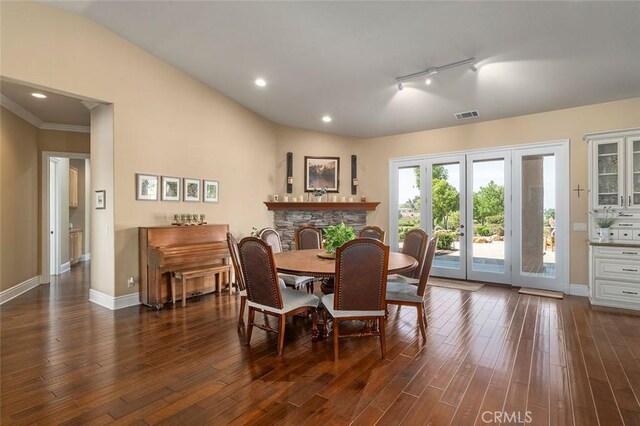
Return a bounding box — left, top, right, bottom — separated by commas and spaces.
1, 94, 44, 127
1, 94, 90, 133
81, 100, 100, 110
40, 123, 90, 133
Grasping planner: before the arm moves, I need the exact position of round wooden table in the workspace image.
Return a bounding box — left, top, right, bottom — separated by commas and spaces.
273, 248, 417, 278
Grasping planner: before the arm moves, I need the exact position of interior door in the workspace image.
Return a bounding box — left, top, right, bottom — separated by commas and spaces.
512, 144, 568, 291
466, 151, 512, 284
426, 156, 466, 279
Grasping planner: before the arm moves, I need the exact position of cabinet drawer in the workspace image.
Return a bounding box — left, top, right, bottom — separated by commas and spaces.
596, 280, 640, 304
594, 258, 640, 281
634, 230, 640, 240
618, 229, 635, 240
594, 247, 640, 259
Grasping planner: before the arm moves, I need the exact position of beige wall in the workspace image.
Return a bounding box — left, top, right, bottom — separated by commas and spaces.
275, 125, 362, 199
0, 107, 39, 291
1, 2, 276, 296
39, 129, 90, 154
356, 97, 640, 286
90, 104, 115, 295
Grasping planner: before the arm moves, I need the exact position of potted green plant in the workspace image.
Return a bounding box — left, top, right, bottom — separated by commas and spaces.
591, 206, 616, 242
312, 187, 327, 202
322, 222, 356, 256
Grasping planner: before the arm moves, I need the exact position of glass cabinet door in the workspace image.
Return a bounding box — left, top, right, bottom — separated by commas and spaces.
593, 139, 623, 208
629, 137, 640, 209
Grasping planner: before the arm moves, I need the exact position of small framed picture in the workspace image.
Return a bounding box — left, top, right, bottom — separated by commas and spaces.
95, 190, 106, 209
183, 178, 201, 202
161, 176, 180, 201
136, 174, 159, 200
304, 156, 340, 193
203, 180, 219, 203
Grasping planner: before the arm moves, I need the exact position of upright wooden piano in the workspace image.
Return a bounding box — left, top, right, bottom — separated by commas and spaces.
138, 224, 230, 308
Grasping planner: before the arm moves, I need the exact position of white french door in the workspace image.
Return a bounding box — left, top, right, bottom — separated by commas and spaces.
425, 155, 467, 280
512, 145, 568, 291
390, 141, 569, 291
465, 151, 512, 284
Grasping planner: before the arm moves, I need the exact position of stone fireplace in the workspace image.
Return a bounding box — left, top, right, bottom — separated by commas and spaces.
264, 202, 380, 251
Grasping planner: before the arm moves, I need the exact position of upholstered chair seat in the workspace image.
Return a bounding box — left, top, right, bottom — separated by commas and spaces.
249, 288, 318, 315
321, 294, 385, 318
259, 227, 314, 291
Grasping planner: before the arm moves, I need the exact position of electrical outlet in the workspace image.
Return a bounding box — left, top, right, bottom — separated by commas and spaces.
573, 223, 588, 232
127, 277, 135, 288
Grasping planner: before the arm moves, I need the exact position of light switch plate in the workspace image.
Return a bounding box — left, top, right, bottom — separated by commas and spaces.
573, 223, 588, 231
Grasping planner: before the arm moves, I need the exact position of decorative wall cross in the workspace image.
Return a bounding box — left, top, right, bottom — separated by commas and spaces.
573, 184, 585, 198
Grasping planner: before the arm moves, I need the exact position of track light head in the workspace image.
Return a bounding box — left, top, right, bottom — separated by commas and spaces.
469, 62, 478, 72
397, 80, 404, 91
425, 78, 432, 86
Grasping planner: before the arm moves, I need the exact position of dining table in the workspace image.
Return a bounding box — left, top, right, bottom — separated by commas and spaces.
273, 248, 418, 279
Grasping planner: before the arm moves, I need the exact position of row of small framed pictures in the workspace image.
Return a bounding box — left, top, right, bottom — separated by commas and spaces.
136, 174, 219, 203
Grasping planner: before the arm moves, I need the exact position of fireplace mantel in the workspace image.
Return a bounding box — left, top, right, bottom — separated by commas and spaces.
264, 201, 380, 211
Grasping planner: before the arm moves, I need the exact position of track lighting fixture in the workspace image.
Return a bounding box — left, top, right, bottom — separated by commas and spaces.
396, 57, 477, 90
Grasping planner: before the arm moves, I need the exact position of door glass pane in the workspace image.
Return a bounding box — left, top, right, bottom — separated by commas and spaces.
398, 166, 420, 249
597, 142, 619, 205
471, 159, 505, 273
633, 140, 640, 205
431, 163, 461, 269
521, 154, 556, 278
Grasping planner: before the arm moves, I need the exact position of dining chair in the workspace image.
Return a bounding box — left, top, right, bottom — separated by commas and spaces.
321, 238, 389, 361
386, 235, 437, 340
294, 225, 323, 293
227, 233, 247, 328
238, 237, 319, 356
358, 225, 386, 243
294, 225, 323, 250
228, 232, 287, 328
391, 228, 429, 280
259, 227, 314, 291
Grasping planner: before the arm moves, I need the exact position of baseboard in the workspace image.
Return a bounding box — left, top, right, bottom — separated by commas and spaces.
89, 289, 140, 310
80, 253, 91, 262
569, 283, 589, 297
0, 275, 41, 304
59, 262, 71, 274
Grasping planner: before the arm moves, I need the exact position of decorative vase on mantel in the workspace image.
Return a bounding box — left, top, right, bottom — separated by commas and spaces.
314, 195, 323, 202
598, 228, 610, 243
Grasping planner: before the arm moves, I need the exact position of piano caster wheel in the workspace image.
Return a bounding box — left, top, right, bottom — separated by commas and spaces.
152, 304, 163, 311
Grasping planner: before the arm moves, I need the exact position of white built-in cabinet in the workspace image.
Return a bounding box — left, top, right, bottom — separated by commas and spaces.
586, 128, 640, 311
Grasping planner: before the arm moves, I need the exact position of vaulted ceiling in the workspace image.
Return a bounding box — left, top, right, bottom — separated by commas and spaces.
49, 1, 640, 138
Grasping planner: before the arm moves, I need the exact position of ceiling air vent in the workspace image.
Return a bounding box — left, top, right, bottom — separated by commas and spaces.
454, 110, 479, 120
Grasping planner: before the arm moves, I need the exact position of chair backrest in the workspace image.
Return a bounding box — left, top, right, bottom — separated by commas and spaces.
237, 237, 282, 309
358, 226, 386, 242
417, 235, 438, 297
258, 228, 283, 253
334, 238, 389, 312
295, 225, 323, 250
226, 232, 245, 292
400, 228, 429, 279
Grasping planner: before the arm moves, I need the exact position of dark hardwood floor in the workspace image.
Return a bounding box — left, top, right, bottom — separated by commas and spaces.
1, 263, 639, 425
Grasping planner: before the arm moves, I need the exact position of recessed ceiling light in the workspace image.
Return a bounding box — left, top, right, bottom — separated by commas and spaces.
254, 78, 266, 87
322, 115, 332, 123
425, 78, 432, 86
31, 92, 47, 99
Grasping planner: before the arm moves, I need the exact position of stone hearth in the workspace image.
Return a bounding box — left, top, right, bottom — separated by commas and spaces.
264, 202, 380, 251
